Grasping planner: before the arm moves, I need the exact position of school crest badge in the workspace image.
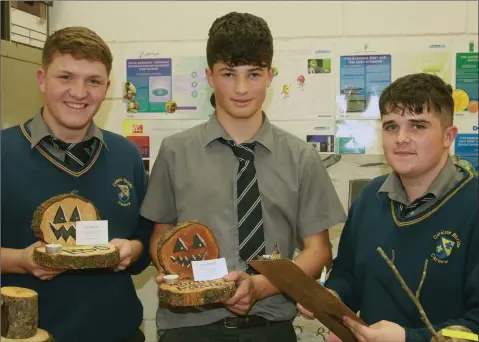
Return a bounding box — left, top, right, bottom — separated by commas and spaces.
431, 230, 461, 264
113, 178, 133, 207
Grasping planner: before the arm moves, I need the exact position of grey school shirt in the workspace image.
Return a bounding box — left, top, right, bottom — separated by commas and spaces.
140, 113, 346, 330
28, 109, 107, 159
377, 156, 464, 216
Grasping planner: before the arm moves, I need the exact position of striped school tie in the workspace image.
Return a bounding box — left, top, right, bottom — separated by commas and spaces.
219, 138, 266, 274
45, 136, 96, 171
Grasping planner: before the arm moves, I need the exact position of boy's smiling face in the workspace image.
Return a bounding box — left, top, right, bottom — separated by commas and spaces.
38, 53, 110, 133
206, 63, 273, 120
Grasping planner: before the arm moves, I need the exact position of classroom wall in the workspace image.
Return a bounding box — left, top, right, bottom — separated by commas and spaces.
48, 2, 478, 341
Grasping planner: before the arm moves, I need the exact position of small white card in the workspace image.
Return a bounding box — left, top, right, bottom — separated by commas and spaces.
192, 258, 228, 281
75, 220, 109, 245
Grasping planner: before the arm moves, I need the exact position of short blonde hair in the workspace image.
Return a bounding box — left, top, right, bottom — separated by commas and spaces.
42, 26, 113, 76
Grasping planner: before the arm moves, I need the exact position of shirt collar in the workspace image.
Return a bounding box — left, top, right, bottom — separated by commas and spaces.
29, 108, 108, 150
377, 156, 459, 202
202, 111, 274, 152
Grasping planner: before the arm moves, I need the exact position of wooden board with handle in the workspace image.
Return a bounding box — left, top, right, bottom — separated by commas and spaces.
248, 259, 366, 342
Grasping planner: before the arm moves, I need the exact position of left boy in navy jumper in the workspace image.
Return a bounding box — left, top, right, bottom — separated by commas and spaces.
1, 26, 152, 342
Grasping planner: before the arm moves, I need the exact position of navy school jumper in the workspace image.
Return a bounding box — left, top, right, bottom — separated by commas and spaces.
1, 120, 153, 342
326, 171, 479, 342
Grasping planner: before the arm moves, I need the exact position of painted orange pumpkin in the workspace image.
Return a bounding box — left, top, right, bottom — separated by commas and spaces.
157, 221, 220, 278
31, 193, 100, 246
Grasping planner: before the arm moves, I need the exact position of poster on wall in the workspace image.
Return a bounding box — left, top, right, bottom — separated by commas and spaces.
335, 119, 383, 155
306, 134, 335, 154
265, 42, 336, 120
121, 119, 207, 166
169, 57, 214, 118
453, 53, 478, 117
395, 42, 452, 84
124, 58, 172, 114
124, 57, 214, 119
122, 119, 180, 165
453, 117, 478, 172
271, 119, 336, 154
338, 55, 391, 119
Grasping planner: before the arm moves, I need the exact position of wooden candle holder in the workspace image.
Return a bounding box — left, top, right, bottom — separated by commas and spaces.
31, 193, 120, 270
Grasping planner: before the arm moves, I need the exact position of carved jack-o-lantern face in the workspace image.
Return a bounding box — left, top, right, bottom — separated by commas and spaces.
32, 194, 100, 246
157, 221, 220, 278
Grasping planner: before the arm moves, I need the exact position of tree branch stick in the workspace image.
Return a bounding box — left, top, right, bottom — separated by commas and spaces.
377, 247, 443, 342
416, 259, 428, 298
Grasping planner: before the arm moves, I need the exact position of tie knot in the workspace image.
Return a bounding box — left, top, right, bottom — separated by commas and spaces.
47, 136, 70, 150
220, 139, 256, 161
46, 136, 95, 153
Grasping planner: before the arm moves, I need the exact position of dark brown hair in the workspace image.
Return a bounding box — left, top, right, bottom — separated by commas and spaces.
379, 73, 454, 127
206, 12, 273, 69
42, 26, 113, 76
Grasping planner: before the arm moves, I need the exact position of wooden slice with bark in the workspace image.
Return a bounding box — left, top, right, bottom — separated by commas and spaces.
31, 193, 101, 247
1, 286, 38, 339
158, 278, 236, 306
1, 329, 54, 342
157, 220, 220, 279
33, 244, 120, 269
156, 221, 237, 306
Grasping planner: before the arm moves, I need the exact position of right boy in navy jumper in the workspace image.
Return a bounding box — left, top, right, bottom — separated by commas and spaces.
298, 73, 479, 342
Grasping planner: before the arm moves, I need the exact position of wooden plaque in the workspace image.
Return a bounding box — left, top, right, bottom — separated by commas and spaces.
33, 244, 120, 270
157, 221, 236, 306
157, 220, 220, 278
31, 193, 100, 247
248, 259, 366, 342
30, 193, 120, 270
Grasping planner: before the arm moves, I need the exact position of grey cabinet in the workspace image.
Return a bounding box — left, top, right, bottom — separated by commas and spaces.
1, 40, 43, 129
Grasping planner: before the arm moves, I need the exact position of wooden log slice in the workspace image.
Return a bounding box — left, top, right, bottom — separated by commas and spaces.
1, 328, 54, 342
157, 220, 220, 278
33, 244, 120, 270
31, 193, 101, 247
432, 325, 476, 342
158, 278, 236, 306
1, 286, 38, 339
